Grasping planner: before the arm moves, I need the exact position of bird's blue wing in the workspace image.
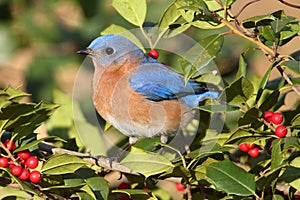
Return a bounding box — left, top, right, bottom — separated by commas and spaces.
129, 61, 219, 106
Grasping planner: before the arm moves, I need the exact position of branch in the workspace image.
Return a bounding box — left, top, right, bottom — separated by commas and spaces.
277, 65, 300, 97
278, 0, 300, 9
215, 16, 276, 59
38, 142, 139, 175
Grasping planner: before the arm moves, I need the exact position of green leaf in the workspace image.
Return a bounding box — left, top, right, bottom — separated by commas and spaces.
73, 102, 107, 155
281, 60, 300, 76
238, 107, 260, 126
236, 53, 247, 79
278, 20, 300, 42
258, 90, 280, 112
15, 136, 65, 152
182, 34, 223, 80
261, 25, 276, 42
206, 159, 256, 196
198, 104, 240, 113
101, 24, 145, 52
256, 61, 277, 102
0, 101, 58, 138
120, 147, 174, 178
112, 189, 149, 196
271, 139, 284, 169
242, 14, 275, 28
221, 77, 254, 105
256, 168, 281, 190
190, 1, 224, 29
76, 168, 109, 200
4, 87, 30, 103
194, 158, 218, 180
0, 186, 32, 200
158, 1, 181, 29
279, 166, 300, 191
220, 0, 236, 7
226, 129, 273, 144
112, 0, 146, 26
164, 23, 191, 38
41, 154, 87, 175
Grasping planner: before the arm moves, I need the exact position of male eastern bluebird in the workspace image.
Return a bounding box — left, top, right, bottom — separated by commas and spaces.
77, 34, 220, 146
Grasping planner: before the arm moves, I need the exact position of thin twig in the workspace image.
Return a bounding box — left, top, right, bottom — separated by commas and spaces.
277, 65, 300, 97
235, 0, 262, 18
38, 142, 139, 175
278, 0, 300, 9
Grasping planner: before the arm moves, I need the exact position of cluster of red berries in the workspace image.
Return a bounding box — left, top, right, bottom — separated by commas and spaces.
0, 139, 41, 184
239, 143, 259, 158
239, 111, 287, 158
264, 111, 287, 138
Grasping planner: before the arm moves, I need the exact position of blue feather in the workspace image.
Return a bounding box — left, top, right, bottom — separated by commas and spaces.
130, 62, 219, 106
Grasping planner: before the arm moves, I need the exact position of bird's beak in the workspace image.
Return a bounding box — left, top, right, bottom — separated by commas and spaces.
76, 48, 93, 55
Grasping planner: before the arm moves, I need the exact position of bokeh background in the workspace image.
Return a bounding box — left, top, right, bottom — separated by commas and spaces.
0, 0, 299, 103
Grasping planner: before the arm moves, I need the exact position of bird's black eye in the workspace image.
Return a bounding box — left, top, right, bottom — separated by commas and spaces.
105, 47, 114, 55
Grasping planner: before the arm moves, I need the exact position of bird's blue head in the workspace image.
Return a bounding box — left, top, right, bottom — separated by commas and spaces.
77, 34, 143, 68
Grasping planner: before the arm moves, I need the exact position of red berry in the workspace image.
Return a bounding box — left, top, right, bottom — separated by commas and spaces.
118, 182, 130, 189
143, 188, 150, 191
19, 168, 30, 181
17, 151, 31, 160
4, 140, 16, 151
239, 143, 250, 152
29, 170, 41, 184
294, 194, 300, 200
263, 111, 274, 122
239, 143, 255, 152
0, 157, 9, 168
148, 49, 159, 59
275, 125, 287, 138
25, 156, 39, 169
248, 148, 259, 158
11, 165, 23, 176
176, 183, 185, 192
119, 194, 132, 200
271, 112, 283, 125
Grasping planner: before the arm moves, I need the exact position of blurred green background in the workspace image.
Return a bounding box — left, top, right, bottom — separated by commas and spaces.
0, 0, 299, 104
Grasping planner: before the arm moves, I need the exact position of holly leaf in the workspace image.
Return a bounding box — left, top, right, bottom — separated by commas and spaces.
206, 159, 256, 196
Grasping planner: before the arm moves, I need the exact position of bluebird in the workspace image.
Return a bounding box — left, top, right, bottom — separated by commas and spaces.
77, 34, 220, 146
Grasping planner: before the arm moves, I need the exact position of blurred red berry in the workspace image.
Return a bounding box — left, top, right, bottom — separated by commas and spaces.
11, 165, 23, 176
271, 112, 283, 125
275, 125, 287, 138
4, 140, 16, 151
119, 194, 132, 200
25, 156, 39, 169
118, 182, 130, 189
0, 157, 9, 168
248, 148, 259, 158
17, 151, 31, 160
143, 188, 150, 192
263, 111, 273, 122
148, 49, 159, 59
176, 183, 185, 192
19, 168, 30, 181
239, 143, 250, 152
29, 170, 41, 183
294, 194, 300, 200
